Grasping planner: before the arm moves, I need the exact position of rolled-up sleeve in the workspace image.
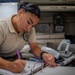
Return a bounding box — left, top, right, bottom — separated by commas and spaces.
0, 26, 4, 46
28, 27, 37, 43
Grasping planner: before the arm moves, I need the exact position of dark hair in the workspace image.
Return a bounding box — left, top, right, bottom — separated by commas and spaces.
18, 1, 41, 18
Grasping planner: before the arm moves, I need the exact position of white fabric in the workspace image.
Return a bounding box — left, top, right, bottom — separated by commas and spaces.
0, 16, 37, 57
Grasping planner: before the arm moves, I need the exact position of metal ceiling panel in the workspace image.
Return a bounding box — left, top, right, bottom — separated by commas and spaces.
21, 0, 75, 5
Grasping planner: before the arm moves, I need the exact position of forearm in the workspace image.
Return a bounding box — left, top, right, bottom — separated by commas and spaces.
30, 45, 43, 58
0, 57, 12, 70
29, 43, 57, 66
0, 57, 26, 73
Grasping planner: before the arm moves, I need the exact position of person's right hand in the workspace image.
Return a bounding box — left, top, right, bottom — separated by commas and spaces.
8, 59, 26, 73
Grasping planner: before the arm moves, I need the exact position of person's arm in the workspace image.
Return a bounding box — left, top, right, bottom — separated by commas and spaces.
0, 57, 26, 73
29, 43, 42, 57
29, 42, 57, 66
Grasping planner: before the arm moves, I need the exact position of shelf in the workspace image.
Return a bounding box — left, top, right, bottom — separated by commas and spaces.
22, 0, 75, 5
39, 5, 75, 11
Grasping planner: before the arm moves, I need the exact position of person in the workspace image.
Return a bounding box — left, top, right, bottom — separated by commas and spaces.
0, 1, 57, 73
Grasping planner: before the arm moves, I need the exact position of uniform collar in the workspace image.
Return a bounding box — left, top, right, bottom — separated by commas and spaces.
8, 15, 18, 34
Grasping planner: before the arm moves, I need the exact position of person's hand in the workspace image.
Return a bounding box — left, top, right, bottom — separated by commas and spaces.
8, 59, 26, 73
42, 53, 57, 67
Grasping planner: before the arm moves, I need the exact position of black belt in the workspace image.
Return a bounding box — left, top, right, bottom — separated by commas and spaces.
1, 54, 18, 61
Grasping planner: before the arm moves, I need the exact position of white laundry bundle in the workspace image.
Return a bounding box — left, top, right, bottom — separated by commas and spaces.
41, 46, 60, 59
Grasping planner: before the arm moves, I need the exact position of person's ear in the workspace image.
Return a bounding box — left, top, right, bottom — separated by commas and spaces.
18, 9, 24, 16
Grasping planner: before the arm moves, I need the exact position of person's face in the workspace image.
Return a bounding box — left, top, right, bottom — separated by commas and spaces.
16, 9, 40, 33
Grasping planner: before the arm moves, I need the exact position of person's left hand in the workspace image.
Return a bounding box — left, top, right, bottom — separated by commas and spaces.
42, 53, 57, 67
